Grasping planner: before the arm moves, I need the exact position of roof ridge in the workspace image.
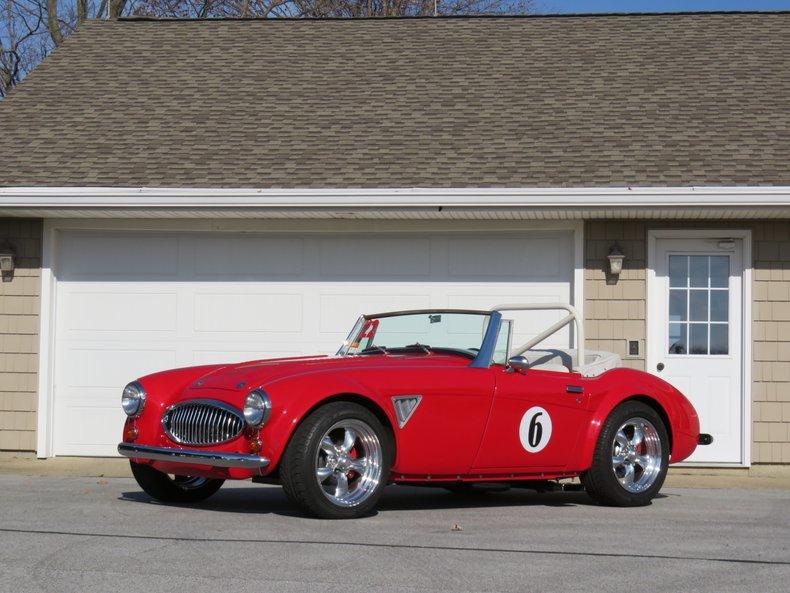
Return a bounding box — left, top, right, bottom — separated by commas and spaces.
112, 11, 790, 24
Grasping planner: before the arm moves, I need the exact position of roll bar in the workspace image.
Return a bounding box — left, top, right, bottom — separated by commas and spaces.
492, 303, 585, 369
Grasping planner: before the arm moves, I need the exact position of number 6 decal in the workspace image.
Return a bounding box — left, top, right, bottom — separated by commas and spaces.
519, 406, 552, 453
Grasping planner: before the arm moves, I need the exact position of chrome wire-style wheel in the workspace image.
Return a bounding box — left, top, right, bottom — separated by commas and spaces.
315, 419, 383, 508
611, 417, 663, 493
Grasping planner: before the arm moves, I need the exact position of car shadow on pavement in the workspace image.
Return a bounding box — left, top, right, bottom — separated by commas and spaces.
118, 484, 666, 517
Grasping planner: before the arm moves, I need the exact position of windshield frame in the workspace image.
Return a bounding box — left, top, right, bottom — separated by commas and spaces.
337, 309, 503, 368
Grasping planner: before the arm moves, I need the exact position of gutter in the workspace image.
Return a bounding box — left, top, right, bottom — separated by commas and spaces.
2, 187, 790, 221
1, 186, 790, 209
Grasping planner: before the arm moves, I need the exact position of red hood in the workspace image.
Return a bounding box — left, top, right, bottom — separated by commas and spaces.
187, 355, 342, 392
181, 353, 470, 395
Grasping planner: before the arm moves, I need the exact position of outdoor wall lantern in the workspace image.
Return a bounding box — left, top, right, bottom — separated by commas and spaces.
607, 243, 625, 276
0, 244, 16, 282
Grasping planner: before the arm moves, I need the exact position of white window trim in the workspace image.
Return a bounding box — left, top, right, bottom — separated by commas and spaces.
36, 218, 584, 458
646, 229, 753, 468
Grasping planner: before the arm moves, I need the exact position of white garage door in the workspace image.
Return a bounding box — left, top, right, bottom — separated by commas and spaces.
52, 228, 575, 456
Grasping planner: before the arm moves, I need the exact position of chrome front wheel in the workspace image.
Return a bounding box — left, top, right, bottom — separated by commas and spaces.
280, 401, 392, 519
315, 419, 384, 508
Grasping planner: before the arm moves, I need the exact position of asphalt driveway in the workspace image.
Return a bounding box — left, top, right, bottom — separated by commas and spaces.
0, 475, 788, 593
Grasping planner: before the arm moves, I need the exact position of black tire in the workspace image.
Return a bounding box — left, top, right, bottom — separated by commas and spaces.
280, 401, 393, 519
583, 401, 669, 507
130, 461, 225, 503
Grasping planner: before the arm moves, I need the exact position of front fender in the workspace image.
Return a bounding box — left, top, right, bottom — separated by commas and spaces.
569, 369, 700, 471
260, 372, 397, 472
130, 364, 227, 444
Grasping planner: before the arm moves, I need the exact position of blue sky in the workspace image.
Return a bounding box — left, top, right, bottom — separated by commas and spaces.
540, 0, 790, 12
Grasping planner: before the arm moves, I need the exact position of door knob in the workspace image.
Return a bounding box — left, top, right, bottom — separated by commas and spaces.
656, 362, 665, 372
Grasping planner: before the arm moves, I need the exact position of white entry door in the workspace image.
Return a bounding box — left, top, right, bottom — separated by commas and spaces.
651, 236, 744, 464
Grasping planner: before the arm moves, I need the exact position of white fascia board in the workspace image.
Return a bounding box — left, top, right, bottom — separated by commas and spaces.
1, 186, 790, 209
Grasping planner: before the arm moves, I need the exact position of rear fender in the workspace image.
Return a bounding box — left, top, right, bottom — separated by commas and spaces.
569, 369, 700, 470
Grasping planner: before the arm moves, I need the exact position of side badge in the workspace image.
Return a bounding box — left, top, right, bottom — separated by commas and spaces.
519, 406, 552, 453
392, 395, 422, 428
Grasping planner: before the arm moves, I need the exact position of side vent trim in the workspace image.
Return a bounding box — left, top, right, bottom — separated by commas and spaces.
391, 395, 423, 429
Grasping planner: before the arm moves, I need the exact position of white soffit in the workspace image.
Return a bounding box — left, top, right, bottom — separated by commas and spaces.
1, 187, 789, 219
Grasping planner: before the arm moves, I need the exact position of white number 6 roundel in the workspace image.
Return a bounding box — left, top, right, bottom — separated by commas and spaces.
519, 406, 552, 453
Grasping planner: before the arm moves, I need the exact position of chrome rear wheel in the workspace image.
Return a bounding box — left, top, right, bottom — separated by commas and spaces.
583, 401, 669, 507
611, 417, 663, 493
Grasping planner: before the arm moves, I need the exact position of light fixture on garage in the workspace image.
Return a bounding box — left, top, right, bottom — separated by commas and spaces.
607, 243, 625, 276
0, 243, 15, 282
717, 239, 736, 250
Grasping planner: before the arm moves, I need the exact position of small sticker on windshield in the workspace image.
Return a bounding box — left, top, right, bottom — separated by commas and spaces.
429, 314, 442, 324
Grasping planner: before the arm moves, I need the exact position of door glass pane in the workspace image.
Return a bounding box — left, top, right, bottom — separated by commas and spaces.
669, 256, 688, 288
689, 290, 708, 321
668, 323, 687, 354
667, 254, 732, 356
710, 324, 729, 355
689, 256, 708, 288
689, 323, 708, 355
710, 256, 729, 288
669, 290, 687, 322
710, 291, 729, 322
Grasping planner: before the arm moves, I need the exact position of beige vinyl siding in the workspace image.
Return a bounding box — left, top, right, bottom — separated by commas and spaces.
585, 222, 647, 371
752, 222, 790, 463
0, 219, 42, 452
585, 221, 790, 464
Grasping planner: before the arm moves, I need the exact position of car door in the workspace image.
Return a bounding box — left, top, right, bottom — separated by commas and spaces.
377, 362, 495, 477
472, 366, 590, 471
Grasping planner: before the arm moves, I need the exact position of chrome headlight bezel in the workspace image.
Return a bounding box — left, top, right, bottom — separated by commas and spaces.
243, 389, 272, 427
122, 381, 146, 418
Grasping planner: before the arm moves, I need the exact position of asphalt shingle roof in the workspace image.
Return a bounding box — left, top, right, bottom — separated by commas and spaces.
1, 13, 788, 188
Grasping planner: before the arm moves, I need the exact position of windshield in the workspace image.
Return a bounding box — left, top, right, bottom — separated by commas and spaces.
339, 311, 493, 358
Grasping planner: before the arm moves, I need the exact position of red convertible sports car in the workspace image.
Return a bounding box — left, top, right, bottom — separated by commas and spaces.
118, 303, 711, 519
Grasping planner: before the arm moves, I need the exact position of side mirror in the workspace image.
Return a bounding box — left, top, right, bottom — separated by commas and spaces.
507, 355, 530, 373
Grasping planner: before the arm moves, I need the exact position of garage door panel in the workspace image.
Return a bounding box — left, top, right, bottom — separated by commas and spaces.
446, 292, 570, 347
60, 348, 178, 389
319, 294, 432, 333
193, 293, 303, 332
448, 236, 566, 279
53, 228, 575, 456
61, 292, 178, 332
192, 236, 305, 277
320, 237, 431, 277
60, 233, 179, 279
56, 405, 126, 454
191, 349, 304, 365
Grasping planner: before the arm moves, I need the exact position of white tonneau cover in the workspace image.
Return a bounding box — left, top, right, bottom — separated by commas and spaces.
520, 348, 622, 377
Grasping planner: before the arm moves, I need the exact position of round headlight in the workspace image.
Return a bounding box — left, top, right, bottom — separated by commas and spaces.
244, 390, 271, 427
122, 381, 146, 418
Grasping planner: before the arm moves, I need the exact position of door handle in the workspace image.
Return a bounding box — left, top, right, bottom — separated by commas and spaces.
656, 362, 665, 372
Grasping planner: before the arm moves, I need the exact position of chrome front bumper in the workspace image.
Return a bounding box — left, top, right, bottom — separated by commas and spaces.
118, 443, 270, 469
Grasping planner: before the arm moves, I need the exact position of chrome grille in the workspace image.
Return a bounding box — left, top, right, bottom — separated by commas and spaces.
162, 400, 245, 446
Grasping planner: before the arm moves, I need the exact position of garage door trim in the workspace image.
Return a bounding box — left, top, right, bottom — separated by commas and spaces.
36, 218, 584, 457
